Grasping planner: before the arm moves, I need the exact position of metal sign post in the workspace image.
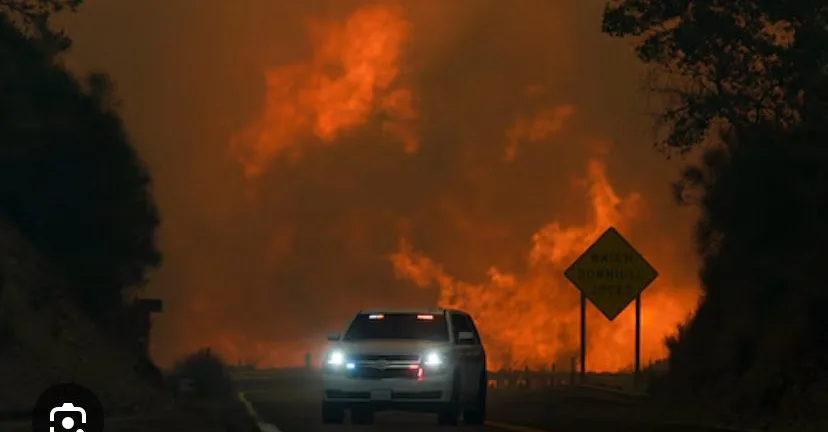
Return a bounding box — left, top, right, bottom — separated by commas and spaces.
580, 292, 586, 382
634, 294, 642, 388
564, 227, 658, 388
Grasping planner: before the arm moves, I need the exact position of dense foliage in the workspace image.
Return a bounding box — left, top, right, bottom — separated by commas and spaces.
0, 2, 161, 323
603, 0, 828, 427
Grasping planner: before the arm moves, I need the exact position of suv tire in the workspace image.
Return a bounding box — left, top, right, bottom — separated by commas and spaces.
437, 371, 461, 426
351, 407, 375, 425
321, 402, 345, 424
463, 372, 487, 425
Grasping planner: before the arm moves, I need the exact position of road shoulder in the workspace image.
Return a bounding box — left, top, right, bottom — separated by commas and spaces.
240, 391, 282, 432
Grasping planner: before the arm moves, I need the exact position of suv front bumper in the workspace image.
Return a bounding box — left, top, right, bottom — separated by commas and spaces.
323, 369, 454, 410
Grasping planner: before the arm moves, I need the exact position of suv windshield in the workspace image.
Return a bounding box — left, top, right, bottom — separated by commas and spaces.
343, 313, 449, 342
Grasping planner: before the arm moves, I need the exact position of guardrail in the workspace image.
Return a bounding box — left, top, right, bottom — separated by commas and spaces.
486, 369, 649, 395
228, 366, 649, 394
486, 370, 578, 389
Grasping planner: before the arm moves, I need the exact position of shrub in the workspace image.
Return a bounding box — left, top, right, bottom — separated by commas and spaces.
172, 348, 236, 399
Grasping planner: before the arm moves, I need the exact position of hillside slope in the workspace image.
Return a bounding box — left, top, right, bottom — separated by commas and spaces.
0, 220, 169, 414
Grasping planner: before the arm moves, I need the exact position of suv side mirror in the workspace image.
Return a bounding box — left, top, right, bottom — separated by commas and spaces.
457, 331, 474, 341
326, 333, 340, 341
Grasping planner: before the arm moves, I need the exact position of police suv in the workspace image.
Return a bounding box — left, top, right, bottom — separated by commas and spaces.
322, 308, 487, 426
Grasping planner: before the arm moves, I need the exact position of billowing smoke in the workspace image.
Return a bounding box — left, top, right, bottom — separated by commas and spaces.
60, 0, 701, 370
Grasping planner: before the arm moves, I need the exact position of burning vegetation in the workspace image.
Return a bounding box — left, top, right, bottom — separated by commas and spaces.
230, 4, 417, 179
220, 3, 702, 374
390, 156, 699, 372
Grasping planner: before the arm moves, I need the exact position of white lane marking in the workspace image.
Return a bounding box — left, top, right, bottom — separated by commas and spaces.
238, 391, 283, 432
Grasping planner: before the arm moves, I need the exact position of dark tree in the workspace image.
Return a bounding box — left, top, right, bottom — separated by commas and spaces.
602, 0, 827, 152
0, 6, 162, 323
1, 0, 83, 52
603, 0, 828, 427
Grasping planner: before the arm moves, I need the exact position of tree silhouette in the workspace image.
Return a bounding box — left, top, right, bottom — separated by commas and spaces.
0, 6, 161, 324
602, 0, 827, 152
604, 1, 828, 426
1, 0, 82, 52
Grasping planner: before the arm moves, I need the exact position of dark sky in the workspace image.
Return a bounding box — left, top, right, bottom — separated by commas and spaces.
59, 0, 701, 370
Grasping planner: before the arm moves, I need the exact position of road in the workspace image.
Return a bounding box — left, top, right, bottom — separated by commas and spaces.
233, 369, 738, 432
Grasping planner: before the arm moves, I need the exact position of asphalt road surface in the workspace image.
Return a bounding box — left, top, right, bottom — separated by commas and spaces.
233, 369, 739, 432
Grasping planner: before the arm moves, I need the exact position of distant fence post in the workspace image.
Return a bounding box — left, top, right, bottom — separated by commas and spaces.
551, 363, 556, 388
523, 364, 529, 388
570, 357, 576, 386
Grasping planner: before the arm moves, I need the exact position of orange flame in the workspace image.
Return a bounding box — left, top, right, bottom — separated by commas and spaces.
504, 105, 574, 162
210, 4, 701, 372
230, 4, 417, 178
390, 156, 699, 372
504, 85, 574, 162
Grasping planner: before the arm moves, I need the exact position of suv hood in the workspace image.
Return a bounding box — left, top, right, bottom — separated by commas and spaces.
336, 339, 450, 355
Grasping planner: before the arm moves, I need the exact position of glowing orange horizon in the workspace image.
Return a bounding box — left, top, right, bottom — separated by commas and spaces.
196, 3, 703, 373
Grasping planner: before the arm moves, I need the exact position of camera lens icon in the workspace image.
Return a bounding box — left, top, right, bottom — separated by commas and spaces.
49, 402, 86, 432
61, 417, 76, 430
34, 383, 103, 432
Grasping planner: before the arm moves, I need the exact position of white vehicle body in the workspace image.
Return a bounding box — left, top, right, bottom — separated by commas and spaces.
321, 308, 487, 426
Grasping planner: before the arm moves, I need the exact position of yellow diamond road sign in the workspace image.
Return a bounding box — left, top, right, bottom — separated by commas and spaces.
564, 227, 658, 321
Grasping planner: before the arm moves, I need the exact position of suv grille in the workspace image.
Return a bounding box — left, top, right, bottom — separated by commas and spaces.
349, 354, 420, 362
348, 366, 421, 380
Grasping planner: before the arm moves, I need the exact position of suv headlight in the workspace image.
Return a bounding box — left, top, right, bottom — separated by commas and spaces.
326, 350, 345, 366
423, 351, 444, 367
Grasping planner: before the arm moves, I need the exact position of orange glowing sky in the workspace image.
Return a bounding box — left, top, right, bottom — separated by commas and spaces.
230, 4, 417, 178
60, 0, 702, 371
